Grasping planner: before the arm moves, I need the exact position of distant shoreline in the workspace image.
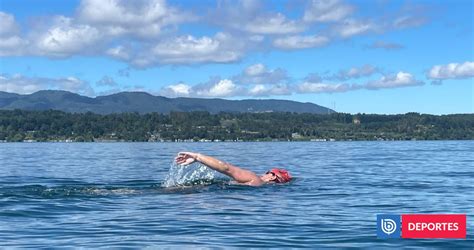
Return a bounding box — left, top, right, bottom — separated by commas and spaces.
1, 139, 473, 143
1, 110, 473, 142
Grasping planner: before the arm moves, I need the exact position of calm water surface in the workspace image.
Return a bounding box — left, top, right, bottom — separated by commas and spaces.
0, 141, 473, 248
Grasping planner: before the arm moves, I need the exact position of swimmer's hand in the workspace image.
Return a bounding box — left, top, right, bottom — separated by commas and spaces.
175, 152, 199, 166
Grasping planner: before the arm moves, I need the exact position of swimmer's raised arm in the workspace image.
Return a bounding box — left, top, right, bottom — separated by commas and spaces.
175, 152, 263, 186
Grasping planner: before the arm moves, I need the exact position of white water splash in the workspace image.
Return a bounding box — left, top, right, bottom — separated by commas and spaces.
161, 162, 216, 187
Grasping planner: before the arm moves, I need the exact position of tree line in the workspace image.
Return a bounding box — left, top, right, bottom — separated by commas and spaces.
0, 110, 473, 142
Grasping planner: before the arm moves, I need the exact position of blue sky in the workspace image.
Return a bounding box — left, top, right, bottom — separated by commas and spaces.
0, 0, 472, 114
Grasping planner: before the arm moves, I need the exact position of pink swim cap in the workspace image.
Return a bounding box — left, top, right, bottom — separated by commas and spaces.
269, 168, 292, 183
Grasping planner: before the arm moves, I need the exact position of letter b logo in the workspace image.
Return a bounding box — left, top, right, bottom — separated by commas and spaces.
377, 214, 401, 238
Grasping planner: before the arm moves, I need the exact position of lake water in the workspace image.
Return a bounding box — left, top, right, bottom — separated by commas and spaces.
0, 141, 472, 248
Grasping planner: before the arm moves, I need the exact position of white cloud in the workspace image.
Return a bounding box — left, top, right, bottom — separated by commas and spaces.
244, 63, 266, 76
247, 83, 291, 96
303, 0, 354, 22
297, 70, 423, 93
158, 68, 424, 97
34, 16, 102, 57
365, 72, 422, 89
0, 74, 45, 94
248, 84, 267, 95
235, 63, 288, 85
0, 12, 28, 56
1, 1, 426, 68
211, 1, 305, 35
393, 16, 427, 29
243, 13, 305, 34
329, 64, 378, 80
152, 35, 218, 58
160, 80, 290, 98
130, 33, 244, 66
78, 0, 195, 38
169, 83, 191, 95
0, 1, 197, 60
273, 35, 329, 49
160, 83, 192, 97
159, 64, 290, 98
0, 36, 29, 56
196, 79, 239, 97
346, 65, 376, 78
0, 0, 437, 70
79, 0, 165, 25
0, 11, 18, 36
427, 61, 474, 80
334, 19, 375, 38
106, 45, 130, 60
0, 13, 77, 57
0, 74, 95, 96
297, 82, 351, 93
249, 35, 265, 42
60, 77, 95, 95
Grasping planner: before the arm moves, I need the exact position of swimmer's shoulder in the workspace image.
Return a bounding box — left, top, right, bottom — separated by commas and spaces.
230, 179, 264, 186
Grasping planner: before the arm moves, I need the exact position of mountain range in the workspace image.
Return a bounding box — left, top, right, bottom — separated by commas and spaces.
0, 90, 334, 114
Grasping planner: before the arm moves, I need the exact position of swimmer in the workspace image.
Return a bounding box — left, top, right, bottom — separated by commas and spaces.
175, 152, 291, 186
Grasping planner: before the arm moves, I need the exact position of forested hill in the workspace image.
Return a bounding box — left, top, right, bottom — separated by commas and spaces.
0, 90, 333, 114
0, 110, 472, 142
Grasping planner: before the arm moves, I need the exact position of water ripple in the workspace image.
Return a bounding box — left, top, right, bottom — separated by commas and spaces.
0, 141, 473, 247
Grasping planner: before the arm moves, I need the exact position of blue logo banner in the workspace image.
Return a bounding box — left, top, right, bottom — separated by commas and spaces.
377, 214, 401, 239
